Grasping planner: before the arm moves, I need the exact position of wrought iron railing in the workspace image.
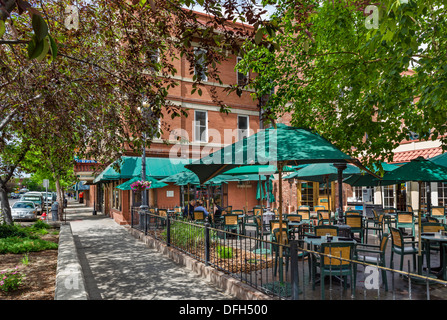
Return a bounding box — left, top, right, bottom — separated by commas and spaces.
131, 207, 447, 300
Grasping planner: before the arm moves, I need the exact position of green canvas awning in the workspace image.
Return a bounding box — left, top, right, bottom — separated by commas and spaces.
93, 156, 191, 183
160, 170, 266, 186
223, 164, 295, 176
115, 176, 168, 190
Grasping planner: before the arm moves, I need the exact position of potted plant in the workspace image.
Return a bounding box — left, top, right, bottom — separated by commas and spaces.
130, 180, 152, 191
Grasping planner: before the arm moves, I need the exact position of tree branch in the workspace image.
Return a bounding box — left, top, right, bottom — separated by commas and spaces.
0, 40, 29, 44
0, 94, 42, 132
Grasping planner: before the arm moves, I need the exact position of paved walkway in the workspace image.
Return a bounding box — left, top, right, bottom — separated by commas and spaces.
65, 200, 234, 300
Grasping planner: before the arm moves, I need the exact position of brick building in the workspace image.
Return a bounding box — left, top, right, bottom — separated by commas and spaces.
78, 10, 266, 225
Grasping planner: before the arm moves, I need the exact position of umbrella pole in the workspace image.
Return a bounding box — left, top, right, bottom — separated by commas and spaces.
266, 175, 270, 210
245, 181, 248, 213
418, 181, 423, 275
326, 176, 330, 212
278, 162, 285, 284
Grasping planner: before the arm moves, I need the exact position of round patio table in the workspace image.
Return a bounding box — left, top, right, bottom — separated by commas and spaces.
421, 232, 447, 279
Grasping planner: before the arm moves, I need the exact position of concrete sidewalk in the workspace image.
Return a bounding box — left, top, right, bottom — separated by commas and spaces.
65, 200, 234, 300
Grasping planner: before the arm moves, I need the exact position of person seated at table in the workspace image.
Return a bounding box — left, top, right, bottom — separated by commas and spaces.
194, 200, 209, 217
183, 199, 196, 220
213, 199, 223, 223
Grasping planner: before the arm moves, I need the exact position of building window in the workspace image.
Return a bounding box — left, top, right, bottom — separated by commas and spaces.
301, 182, 314, 210
438, 182, 447, 206
194, 48, 207, 81
236, 56, 248, 86
237, 115, 249, 141
384, 185, 395, 207
353, 187, 363, 201
353, 186, 375, 203
194, 110, 207, 142
146, 48, 160, 73
112, 181, 121, 210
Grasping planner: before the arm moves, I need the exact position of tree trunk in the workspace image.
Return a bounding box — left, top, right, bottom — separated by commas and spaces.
0, 184, 13, 225
55, 177, 64, 221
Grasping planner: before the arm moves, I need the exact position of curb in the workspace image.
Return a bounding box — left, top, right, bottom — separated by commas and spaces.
54, 223, 89, 300
126, 226, 271, 300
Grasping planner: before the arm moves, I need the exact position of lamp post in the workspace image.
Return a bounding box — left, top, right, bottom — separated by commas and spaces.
140, 131, 148, 210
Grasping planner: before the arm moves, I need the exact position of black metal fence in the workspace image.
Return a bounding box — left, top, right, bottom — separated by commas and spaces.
130, 207, 447, 300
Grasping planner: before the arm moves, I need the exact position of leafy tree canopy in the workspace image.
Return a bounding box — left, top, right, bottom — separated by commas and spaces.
239, 0, 447, 173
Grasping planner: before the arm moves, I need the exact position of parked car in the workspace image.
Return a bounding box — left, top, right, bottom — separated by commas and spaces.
41, 192, 53, 207
20, 192, 44, 215
10, 201, 38, 221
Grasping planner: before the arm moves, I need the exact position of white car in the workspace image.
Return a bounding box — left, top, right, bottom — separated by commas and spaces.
11, 201, 38, 221
20, 192, 44, 215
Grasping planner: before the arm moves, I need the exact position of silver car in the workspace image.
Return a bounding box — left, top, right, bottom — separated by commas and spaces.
11, 201, 38, 221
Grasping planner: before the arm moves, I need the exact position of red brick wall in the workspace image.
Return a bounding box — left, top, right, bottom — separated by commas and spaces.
155, 182, 181, 209
227, 181, 261, 212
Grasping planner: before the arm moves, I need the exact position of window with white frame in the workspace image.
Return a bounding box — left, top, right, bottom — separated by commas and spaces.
194, 48, 207, 81
384, 185, 395, 207
237, 115, 249, 141
353, 186, 375, 203
145, 48, 160, 73
236, 56, 248, 86
194, 110, 207, 142
438, 182, 447, 206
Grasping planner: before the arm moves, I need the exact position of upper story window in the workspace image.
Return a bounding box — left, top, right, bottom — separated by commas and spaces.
238, 115, 249, 141
194, 110, 208, 142
194, 48, 208, 82
146, 48, 160, 73
236, 56, 248, 86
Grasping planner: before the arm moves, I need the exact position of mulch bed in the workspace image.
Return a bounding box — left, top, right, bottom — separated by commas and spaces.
0, 233, 59, 300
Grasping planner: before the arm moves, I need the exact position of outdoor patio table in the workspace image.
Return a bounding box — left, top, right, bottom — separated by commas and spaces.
304, 235, 356, 247
421, 232, 447, 279
304, 236, 356, 287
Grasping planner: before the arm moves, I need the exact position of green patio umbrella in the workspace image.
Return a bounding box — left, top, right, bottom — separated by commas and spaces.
115, 176, 168, 190
381, 156, 447, 276
186, 123, 363, 284
428, 152, 447, 167
284, 163, 362, 183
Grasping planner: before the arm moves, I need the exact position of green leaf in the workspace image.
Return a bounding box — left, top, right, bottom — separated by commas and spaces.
255, 28, 264, 44
32, 14, 48, 41
0, 20, 5, 38
48, 34, 58, 59
28, 37, 44, 60
36, 37, 50, 61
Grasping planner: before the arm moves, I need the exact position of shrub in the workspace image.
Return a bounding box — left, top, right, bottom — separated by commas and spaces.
31, 220, 51, 230
0, 224, 29, 239
217, 246, 233, 259
0, 267, 25, 292
0, 237, 58, 254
